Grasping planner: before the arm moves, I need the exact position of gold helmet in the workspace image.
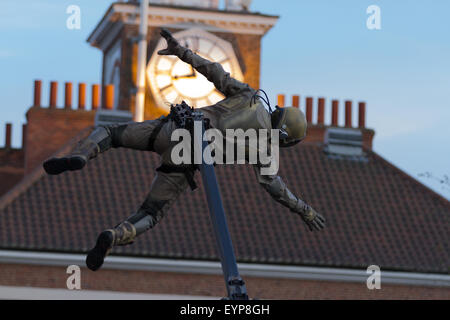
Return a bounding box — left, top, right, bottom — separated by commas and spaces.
271, 106, 307, 147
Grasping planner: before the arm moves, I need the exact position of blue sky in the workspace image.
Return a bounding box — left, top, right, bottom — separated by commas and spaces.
0, 0, 449, 199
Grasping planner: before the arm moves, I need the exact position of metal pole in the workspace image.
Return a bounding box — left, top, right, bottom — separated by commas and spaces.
134, 0, 149, 122
192, 112, 249, 300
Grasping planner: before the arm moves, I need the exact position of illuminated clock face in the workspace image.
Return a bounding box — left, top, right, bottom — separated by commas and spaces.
147, 28, 244, 110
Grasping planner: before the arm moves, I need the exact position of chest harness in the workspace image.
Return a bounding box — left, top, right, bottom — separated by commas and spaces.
148, 101, 211, 191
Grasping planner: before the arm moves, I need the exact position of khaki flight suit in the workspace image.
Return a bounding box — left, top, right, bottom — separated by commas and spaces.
82, 46, 311, 239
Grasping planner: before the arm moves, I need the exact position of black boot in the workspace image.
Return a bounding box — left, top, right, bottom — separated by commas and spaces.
43, 155, 87, 175
43, 126, 111, 175
86, 221, 136, 271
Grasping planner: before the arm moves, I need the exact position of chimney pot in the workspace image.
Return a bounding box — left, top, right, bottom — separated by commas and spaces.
345, 100, 352, 128
104, 85, 114, 110
358, 102, 366, 128
292, 95, 300, 108
92, 84, 100, 110
318, 98, 325, 125
277, 94, 285, 107
49, 81, 58, 108
33, 80, 42, 107
78, 83, 86, 110
306, 97, 313, 123
5, 123, 12, 149
64, 82, 72, 109
332, 100, 339, 126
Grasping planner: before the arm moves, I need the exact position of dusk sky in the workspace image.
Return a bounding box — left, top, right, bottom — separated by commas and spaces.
0, 0, 449, 199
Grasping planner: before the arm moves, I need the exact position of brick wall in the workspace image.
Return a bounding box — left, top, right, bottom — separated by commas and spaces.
0, 263, 447, 300
0, 123, 25, 196
24, 107, 95, 174
213, 31, 262, 90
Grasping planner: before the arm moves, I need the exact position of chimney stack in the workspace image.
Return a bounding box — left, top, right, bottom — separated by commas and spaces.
271, 93, 373, 149
24, 80, 99, 173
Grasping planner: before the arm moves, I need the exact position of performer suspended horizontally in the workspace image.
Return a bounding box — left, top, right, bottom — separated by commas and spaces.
43, 29, 325, 271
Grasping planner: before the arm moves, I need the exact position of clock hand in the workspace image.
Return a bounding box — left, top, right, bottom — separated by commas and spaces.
173, 65, 196, 79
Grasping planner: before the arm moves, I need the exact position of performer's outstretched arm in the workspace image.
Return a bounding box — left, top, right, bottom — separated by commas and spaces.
253, 164, 325, 231
158, 28, 251, 97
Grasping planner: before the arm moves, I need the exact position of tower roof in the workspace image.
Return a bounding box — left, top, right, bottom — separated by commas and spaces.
87, 2, 278, 50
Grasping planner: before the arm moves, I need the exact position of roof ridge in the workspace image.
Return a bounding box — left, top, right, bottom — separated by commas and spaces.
0, 126, 93, 211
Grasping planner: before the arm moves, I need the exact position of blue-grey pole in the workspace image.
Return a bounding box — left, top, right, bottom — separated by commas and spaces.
192, 112, 248, 300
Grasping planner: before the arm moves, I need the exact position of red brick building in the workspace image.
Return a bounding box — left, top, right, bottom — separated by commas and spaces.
0, 1, 448, 299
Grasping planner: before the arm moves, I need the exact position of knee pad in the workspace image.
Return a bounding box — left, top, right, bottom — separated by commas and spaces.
126, 199, 169, 234
126, 212, 155, 235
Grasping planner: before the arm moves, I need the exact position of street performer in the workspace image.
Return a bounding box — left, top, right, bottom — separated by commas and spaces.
43, 28, 325, 271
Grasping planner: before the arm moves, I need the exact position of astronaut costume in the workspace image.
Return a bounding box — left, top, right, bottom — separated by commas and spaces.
43, 29, 325, 271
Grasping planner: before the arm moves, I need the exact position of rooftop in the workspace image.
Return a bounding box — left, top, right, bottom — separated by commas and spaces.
0, 131, 448, 274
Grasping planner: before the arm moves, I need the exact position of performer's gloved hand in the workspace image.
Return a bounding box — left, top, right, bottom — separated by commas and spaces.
158, 28, 183, 56
293, 200, 325, 231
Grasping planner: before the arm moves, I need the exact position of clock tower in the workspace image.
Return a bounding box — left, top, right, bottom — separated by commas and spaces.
88, 0, 278, 119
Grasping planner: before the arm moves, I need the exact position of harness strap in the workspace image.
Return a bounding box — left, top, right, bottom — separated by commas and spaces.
151, 102, 212, 191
